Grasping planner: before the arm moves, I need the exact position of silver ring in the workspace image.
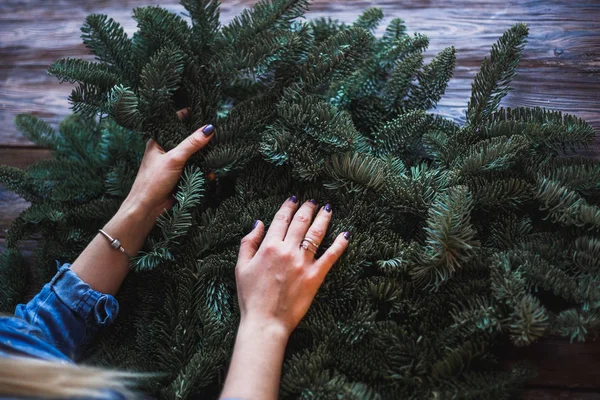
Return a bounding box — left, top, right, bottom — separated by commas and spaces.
302, 237, 320, 248
300, 237, 319, 254
300, 242, 317, 254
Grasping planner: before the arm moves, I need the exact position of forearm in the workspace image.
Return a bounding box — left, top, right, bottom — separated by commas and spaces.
70, 198, 156, 295
221, 319, 289, 400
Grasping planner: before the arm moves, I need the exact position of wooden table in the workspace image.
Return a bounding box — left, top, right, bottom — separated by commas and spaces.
1, 1, 599, 398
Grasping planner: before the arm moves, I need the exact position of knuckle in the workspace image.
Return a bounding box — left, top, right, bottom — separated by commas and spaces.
274, 211, 291, 223
308, 226, 325, 237
263, 243, 279, 255
294, 212, 309, 223
240, 235, 253, 246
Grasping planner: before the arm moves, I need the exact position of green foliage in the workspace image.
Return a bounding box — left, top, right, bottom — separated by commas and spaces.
2, 1, 598, 399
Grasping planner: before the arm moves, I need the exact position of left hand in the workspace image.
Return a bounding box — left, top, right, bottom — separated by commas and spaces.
124, 109, 215, 219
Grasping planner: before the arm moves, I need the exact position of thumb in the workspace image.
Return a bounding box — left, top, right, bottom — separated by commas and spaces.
170, 124, 215, 163
237, 220, 264, 266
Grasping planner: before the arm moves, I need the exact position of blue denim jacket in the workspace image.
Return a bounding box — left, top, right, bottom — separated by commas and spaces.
1, 263, 119, 362
0, 263, 120, 399
0, 263, 241, 400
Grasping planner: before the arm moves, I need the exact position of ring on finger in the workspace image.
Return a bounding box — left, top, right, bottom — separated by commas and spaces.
300, 238, 319, 254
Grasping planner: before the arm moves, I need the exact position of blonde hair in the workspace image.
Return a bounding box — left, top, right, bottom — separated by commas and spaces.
0, 356, 149, 399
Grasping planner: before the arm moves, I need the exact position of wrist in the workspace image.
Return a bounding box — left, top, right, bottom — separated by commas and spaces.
119, 196, 155, 223
238, 316, 290, 346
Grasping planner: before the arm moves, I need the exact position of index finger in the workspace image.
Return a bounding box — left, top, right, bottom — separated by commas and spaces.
170, 124, 215, 162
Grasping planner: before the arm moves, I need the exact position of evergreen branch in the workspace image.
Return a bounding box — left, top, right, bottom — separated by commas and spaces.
553, 309, 600, 342
48, 58, 120, 88
466, 23, 528, 125
309, 17, 347, 44
157, 166, 206, 245
353, 7, 384, 33
107, 85, 142, 130
139, 46, 185, 109
406, 46, 456, 110
372, 110, 431, 157
411, 185, 479, 288
14, 114, 57, 149
295, 27, 372, 90
487, 107, 595, 153
221, 0, 309, 46
0, 165, 40, 203
322, 152, 390, 192
453, 135, 529, 178
536, 177, 600, 228
81, 14, 132, 74
181, 0, 221, 53
383, 52, 424, 113
381, 18, 407, 46
508, 294, 548, 346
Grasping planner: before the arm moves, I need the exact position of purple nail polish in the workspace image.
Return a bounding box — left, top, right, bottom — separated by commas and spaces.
324, 203, 332, 212
343, 231, 350, 240
202, 124, 214, 136
253, 220, 259, 229
290, 195, 298, 203
309, 199, 318, 205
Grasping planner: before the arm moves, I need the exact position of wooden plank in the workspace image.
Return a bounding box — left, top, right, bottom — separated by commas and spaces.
502, 338, 600, 391
524, 389, 600, 400
0, 147, 52, 169
0, 0, 598, 151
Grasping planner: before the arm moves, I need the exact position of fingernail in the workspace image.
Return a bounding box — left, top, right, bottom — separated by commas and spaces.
324, 203, 332, 212
309, 199, 318, 205
253, 220, 260, 229
202, 124, 214, 136
343, 231, 351, 241
289, 195, 298, 203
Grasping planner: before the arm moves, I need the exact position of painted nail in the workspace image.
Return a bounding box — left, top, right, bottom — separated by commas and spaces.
289, 195, 298, 203
343, 231, 351, 240
202, 124, 215, 136
324, 203, 332, 212
253, 220, 260, 229
309, 199, 318, 205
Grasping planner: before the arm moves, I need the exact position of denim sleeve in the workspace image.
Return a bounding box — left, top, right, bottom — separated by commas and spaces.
14, 262, 119, 361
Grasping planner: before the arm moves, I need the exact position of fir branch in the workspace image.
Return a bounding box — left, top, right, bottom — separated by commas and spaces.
48, 58, 120, 88
411, 185, 479, 288
352, 7, 384, 34
81, 14, 132, 74
406, 46, 456, 110
466, 23, 528, 125
14, 114, 58, 149
156, 166, 205, 246
0, 165, 40, 203
221, 0, 309, 46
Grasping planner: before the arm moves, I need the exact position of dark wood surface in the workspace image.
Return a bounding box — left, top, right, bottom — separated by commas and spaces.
1, 0, 599, 398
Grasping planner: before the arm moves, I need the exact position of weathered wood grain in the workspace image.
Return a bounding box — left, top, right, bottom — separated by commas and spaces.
523, 389, 600, 400
506, 338, 600, 390
0, 0, 599, 150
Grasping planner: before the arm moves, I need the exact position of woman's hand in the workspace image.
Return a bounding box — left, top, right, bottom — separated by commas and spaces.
235, 197, 350, 337
221, 197, 349, 400
123, 109, 215, 220
71, 110, 214, 295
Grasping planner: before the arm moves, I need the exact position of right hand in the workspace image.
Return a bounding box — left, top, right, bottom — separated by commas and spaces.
235, 197, 350, 337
